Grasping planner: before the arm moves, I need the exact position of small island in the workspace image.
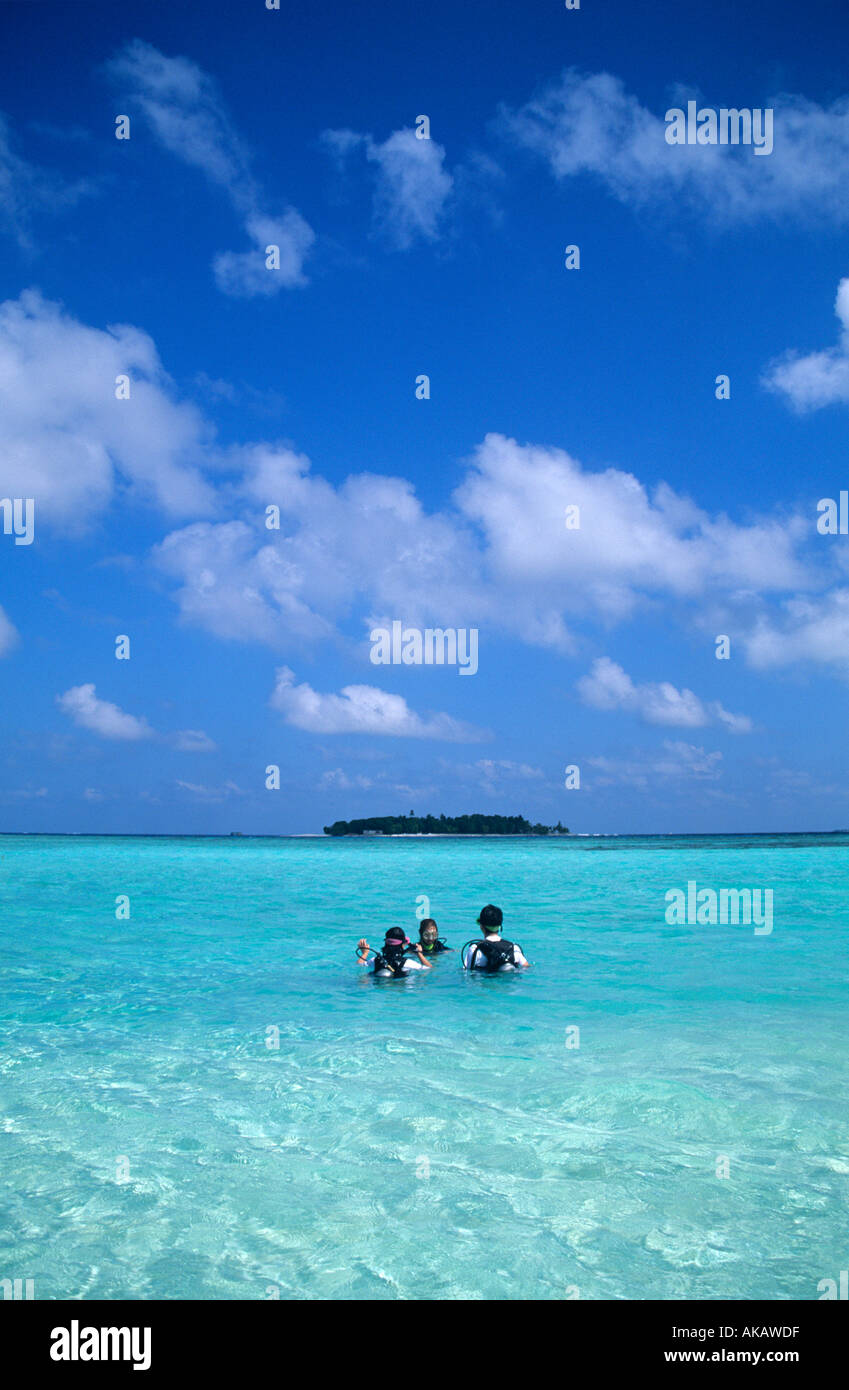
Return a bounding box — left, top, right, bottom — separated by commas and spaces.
323, 813, 569, 837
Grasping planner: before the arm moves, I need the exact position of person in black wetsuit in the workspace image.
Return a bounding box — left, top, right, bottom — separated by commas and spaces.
462, 904, 529, 972
356, 927, 431, 976
417, 918, 452, 957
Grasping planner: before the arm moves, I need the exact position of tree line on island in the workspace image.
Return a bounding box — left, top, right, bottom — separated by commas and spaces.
323, 813, 569, 836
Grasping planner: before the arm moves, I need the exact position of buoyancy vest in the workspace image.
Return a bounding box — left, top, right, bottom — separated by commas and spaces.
466, 937, 519, 972
374, 940, 411, 976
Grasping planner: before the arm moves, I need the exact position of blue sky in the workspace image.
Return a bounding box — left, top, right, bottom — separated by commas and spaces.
2, 0, 849, 834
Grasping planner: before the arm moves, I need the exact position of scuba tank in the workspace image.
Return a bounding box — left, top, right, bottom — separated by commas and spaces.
357, 936, 413, 977
374, 939, 411, 977
461, 937, 522, 972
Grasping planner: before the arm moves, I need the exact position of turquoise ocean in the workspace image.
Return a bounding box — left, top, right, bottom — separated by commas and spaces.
1, 832, 847, 1301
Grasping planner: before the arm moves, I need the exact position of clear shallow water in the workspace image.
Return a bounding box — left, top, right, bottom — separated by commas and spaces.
1, 832, 847, 1301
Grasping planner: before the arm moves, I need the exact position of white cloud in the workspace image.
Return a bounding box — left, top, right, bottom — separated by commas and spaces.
172, 729, 217, 752
501, 69, 849, 224
106, 40, 314, 293
454, 433, 805, 621
475, 758, 544, 779
763, 276, 849, 409
270, 667, 487, 741
319, 767, 374, 790
0, 290, 217, 529
154, 517, 340, 646
323, 125, 453, 247
175, 779, 245, 801
155, 432, 806, 657
155, 442, 483, 645
56, 684, 153, 741
761, 763, 842, 798
0, 111, 92, 249
56, 686, 216, 750
4, 290, 820, 691
0, 604, 19, 656
577, 658, 752, 732
0, 283, 806, 659
213, 210, 314, 295
451, 757, 545, 793
105, 41, 254, 193
319, 767, 442, 800
587, 741, 724, 788
743, 589, 849, 676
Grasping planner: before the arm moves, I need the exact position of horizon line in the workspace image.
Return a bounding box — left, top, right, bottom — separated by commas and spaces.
2, 829, 849, 839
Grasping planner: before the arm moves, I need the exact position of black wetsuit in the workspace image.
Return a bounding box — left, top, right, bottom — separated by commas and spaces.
373, 940, 417, 976
418, 938, 450, 955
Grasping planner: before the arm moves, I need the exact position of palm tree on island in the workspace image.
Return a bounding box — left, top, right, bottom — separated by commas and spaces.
323, 813, 570, 837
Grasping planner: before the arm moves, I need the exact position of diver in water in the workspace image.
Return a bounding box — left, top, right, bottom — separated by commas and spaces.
461, 904, 529, 973
417, 918, 452, 956
356, 927, 431, 977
